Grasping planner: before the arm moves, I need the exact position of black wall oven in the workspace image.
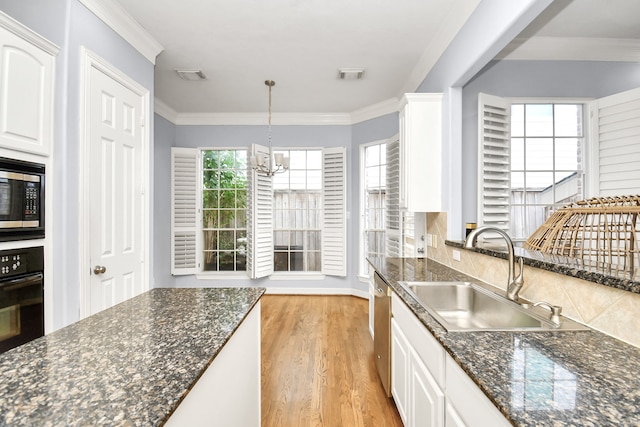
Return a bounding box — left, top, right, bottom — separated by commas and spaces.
0, 157, 45, 241
0, 246, 44, 354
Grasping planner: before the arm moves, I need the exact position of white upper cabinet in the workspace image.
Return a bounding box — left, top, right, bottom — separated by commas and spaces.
0, 12, 58, 157
399, 93, 442, 212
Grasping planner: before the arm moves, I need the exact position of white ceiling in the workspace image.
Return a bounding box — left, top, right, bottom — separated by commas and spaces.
114, 0, 640, 117
113, 0, 479, 115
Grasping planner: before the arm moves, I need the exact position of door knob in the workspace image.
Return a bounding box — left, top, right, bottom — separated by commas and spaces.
93, 265, 107, 275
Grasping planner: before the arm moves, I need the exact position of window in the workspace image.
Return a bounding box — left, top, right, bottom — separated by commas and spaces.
478, 94, 584, 241
201, 149, 248, 271
509, 103, 584, 239
272, 149, 322, 272
363, 143, 387, 262
170, 146, 346, 278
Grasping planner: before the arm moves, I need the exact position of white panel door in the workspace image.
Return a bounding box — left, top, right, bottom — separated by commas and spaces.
88, 66, 145, 315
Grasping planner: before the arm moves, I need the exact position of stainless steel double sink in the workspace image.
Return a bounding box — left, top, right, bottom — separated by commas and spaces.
399, 281, 589, 332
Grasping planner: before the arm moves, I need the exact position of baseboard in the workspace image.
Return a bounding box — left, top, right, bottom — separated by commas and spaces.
265, 287, 369, 300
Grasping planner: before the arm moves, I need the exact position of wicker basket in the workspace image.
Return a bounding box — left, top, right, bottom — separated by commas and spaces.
524, 195, 640, 272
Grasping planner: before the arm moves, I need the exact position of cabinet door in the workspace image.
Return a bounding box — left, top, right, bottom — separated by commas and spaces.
391, 318, 410, 425
398, 93, 442, 212
410, 347, 444, 427
445, 402, 467, 427
0, 19, 56, 156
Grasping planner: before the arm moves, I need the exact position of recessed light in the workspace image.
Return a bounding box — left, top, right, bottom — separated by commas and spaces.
337, 68, 365, 80
175, 69, 207, 81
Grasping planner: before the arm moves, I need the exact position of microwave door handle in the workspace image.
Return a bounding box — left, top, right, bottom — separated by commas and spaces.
0, 273, 43, 291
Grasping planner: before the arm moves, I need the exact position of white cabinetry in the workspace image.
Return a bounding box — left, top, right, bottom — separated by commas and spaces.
445, 356, 511, 427
0, 12, 58, 156
398, 93, 442, 212
392, 293, 445, 427
391, 292, 510, 427
165, 302, 261, 427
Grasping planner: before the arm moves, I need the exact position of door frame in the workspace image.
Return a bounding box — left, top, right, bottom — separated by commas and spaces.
78, 47, 151, 319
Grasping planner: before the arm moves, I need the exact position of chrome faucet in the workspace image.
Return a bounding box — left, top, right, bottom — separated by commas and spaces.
464, 226, 524, 302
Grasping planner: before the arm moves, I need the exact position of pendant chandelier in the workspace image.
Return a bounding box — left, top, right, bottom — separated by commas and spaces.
250, 80, 289, 176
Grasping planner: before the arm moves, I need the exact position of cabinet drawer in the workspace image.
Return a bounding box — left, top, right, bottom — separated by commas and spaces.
391, 292, 445, 388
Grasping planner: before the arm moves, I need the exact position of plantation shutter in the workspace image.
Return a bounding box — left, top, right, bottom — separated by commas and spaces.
385, 138, 401, 257
321, 147, 347, 276
247, 144, 274, 279
591, 87, 640, 196
171, 147, 199, 275
478, 93, 511, 233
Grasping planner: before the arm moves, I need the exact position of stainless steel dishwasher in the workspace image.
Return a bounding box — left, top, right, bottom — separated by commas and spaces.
373, 271, 392, 397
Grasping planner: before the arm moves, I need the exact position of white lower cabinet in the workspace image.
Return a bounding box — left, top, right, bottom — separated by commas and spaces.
445, 356, 511, 427
164, 302, 261, 426
410, 346, 445, 426
391, 292, 510, 427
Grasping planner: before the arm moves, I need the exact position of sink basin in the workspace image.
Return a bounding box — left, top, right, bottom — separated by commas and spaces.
399, 281, 588, 332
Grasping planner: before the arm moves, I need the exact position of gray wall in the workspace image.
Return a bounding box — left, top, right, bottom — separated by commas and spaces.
0, 1, 155, 329
461, 60, 640, 227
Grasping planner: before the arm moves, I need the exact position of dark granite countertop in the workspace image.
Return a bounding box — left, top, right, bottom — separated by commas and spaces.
0, 287, 265, 426
446, 240, 640, 294
369, 256, 640, 426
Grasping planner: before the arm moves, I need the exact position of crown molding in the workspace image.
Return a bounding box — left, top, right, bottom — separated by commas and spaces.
174, 112, 352, 126
350, 97, 400, 124
154, 99, 178, 124
0, 10, 59, 55
497, 36, 640, 62
78, 0, 163, 64
155, 97, 400, 126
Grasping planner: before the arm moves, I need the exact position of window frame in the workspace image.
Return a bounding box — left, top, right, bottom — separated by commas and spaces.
171, 145, 347, 280
477, 96, 592, 241
272, 147, 324, 275
358, 139, 389, 279
197, 147, 251, 279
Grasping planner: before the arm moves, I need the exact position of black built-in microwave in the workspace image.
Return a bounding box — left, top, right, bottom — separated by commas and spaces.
0, 157, 45, 241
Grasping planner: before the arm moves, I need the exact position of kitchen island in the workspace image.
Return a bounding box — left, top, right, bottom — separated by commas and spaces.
0, 287, 264, 426
369, 256, 640, 426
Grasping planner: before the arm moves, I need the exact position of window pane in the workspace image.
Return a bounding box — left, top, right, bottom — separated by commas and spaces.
511, 171, 524, 189
307, 150, 322, 169
554, 105, 582, 137
203, 190, 218, 208
274, 251, 288, 271
307, 170, 321, 190
219, 230, 235, 250
525, 172, 554, 190
273, 170, 289, 190
236, 209, 247, 228
203, 210, 218, 229
306, 231, 319, 250
289, 170, 306, 189
366, 145, 381, 167
526, 104, 553, 137
511, 138, 525, 171
511, 104, 524, 137
306, 252, 321, 271
203, 151, 219, 170
203, 230, 218, 251
555, 138, 579, 171
203, 251, 217, 271
203, 170, 218, 189
289, 151, 307, 169
525, 138, 553, 170
219, 251, 235, 271
366, 167, 381, 189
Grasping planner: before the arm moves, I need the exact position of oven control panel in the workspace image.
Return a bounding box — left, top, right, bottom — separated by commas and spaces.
1, 253, 27, 276
0, 246, 42, 278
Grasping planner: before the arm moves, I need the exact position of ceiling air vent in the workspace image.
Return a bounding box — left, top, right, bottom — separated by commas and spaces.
175, 69, 207, 81
337, 68, 365, 80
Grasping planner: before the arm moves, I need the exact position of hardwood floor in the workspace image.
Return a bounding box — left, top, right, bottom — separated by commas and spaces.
261, 295, 403, 427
